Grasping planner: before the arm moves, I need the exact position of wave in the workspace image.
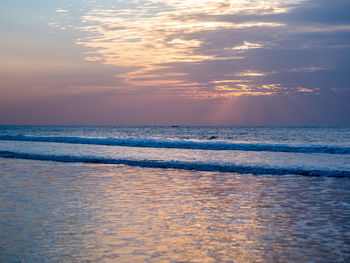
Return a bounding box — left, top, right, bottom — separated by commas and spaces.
0, 151, 348, 177
0, 135, 349, 154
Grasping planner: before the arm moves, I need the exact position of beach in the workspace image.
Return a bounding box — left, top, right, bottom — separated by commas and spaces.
2, 0, 350, 261
1, 158, 350, 262
0, 126, 349, 262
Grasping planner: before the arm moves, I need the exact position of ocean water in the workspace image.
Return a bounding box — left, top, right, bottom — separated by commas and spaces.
0, 126, 349, 262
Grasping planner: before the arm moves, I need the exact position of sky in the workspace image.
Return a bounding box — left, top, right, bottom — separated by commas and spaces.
0, 0, 349, 125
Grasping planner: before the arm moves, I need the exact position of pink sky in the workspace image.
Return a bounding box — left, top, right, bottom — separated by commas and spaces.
1, 0, 349, 125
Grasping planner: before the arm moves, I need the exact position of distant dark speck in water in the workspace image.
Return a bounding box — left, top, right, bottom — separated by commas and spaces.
208, 136, 217, 140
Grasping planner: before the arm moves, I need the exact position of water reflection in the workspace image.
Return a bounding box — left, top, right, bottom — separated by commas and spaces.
0, 159, 349, 262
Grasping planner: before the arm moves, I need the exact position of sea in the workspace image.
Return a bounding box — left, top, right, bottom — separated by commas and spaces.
0, 126, 349, 262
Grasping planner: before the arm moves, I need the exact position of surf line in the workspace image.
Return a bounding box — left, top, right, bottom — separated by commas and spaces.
0, 151, 349, 177
0, 135, 349, 154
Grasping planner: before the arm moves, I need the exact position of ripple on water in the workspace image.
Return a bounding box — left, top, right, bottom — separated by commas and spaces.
0, 158, 349, 262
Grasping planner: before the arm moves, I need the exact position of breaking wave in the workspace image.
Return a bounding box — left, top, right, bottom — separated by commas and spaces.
0, 135, 349, 154
0, 151, 348, 177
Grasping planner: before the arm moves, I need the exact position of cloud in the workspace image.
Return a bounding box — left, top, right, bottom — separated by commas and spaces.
50, 0, 350, 98
4, 0, 350, 125
234, 70, 273, 77
287, 67, 330, 73
55, 8, 69, 13
283, 0, 350, 24
232, 41, 263, 51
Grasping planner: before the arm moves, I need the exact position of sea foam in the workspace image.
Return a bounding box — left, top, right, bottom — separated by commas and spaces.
0, 150, 349, 177
0, 135, 349, 154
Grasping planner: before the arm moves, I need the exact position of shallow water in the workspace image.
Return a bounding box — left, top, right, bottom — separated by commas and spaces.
1, 126, 350, 177
1, 158, 349, 262
0, 126, 349, 262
